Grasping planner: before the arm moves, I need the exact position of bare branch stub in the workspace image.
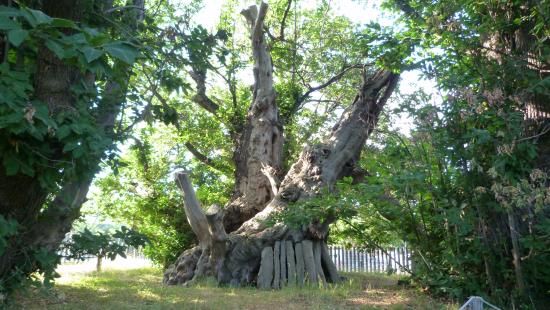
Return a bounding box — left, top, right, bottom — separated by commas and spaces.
175, 171, 211, 248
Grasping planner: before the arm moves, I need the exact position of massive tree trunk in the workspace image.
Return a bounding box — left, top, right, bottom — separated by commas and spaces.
163, 3, 399, 286
223, 2, 284, 233
0, 0, 86, 280
0, 0, 142, 285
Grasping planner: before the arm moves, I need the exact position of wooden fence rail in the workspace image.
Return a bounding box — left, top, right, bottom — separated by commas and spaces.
328, 246, 411, 274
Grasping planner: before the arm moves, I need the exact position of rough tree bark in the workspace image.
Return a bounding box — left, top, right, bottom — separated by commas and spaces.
163, 2, 399, 287
0, 0, 143, 282
223, 2, 284, 233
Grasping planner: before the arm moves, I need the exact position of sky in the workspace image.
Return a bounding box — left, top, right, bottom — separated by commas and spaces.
191, 0, 438, 135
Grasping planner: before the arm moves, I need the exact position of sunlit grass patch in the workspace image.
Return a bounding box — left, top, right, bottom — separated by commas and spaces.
12, 268, 455, 309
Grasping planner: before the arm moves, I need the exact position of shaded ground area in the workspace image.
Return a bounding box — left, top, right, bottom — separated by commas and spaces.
13, 263, 454, 309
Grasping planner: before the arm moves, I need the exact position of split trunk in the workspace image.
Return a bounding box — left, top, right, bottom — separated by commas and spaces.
163, 2, 399, 288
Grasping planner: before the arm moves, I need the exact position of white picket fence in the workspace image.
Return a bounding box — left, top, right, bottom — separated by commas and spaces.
328, 245, 412, 274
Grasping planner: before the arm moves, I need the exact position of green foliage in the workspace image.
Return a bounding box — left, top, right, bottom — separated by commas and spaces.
333, 1, 550, 307
0, 4, 140, 186
61, 226, 148, 271
0, 2, 143, 300
0, 215, 18, 256
345, 90, 549, 306
89, 125, 233, 267
269, 178, 358, 229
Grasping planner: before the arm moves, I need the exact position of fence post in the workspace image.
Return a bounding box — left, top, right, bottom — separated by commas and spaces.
392, 247, 401, 273
353, 248, 357, 271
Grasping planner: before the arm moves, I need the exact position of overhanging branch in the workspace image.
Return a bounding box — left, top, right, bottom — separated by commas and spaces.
189, 69, 220, 114
289, 64, 364, 117
184, 142, 231, 174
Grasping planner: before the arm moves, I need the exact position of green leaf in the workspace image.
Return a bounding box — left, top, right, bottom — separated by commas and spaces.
45, 39, 66, 59
0, 111, 22, 128
0, 6, 22, 18
7, 29, 28, 47
32, 102, 55, 127
66, 33, 87, 45
56, 125, 71, 139
19, 160, 34, 177
70, 123, 84, 134
0, 16, 20, 30
62, 141, 80, 152
0, 215, 18, 237
103, 42, 139, 64
72, 147, 84, 159
51, 18, 76, 29
3, 154, 20, 176
26, 8, 53, 25
81, 47, 103, 63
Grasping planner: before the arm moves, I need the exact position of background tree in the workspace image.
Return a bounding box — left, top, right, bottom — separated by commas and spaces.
61, 226, 148, 272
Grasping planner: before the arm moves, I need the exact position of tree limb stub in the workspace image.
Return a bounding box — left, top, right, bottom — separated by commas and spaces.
204, 204, 228, 277
242, 2, 273, 100
260, 163, 279, 196
175, 171, 211, 248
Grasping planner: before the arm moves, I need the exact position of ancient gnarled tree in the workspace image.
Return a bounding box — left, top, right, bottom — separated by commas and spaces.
163, 2, 399, 287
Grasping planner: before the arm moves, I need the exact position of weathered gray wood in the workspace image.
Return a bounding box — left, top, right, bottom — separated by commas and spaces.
377, 249, 382, 272
302, 240, 317, 284
223, 1, 283, 233
363, 249, 367, 272
175, 172, 211, 248
286, 241, 296, 286
280, 239, 287, 286
340, 247, 345, 271
354, 247, 358, 271
369, 250, 373, 272
295, 242, 305, 286
257, 247, 274, 289
165, 65, 399, 287
320, 242, 340, 283
403, 248, 411, 271
273, 241, 280, 289
205, 204, 228, 275
313, 241, 326, 286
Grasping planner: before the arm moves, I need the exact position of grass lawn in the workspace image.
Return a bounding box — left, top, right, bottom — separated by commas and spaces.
12, 266, 454, 309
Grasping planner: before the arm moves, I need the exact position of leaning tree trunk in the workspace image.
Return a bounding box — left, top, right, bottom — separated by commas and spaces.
163, 4, 399, 286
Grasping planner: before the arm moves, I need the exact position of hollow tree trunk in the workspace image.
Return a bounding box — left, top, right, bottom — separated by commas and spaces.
163, 4, 400, 284
223, 2, 283, 233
